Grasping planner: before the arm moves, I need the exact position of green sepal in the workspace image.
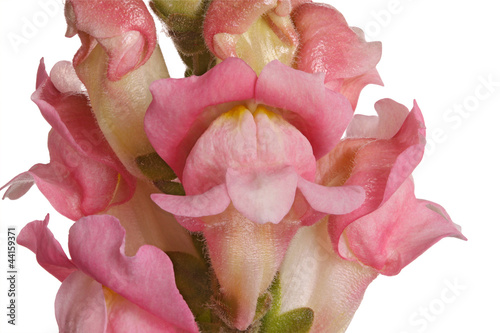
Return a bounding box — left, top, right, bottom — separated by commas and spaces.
259, 274, 314, 333
153, 180, 185, 195
135, 152, 176, 181
165, 251, 212, 322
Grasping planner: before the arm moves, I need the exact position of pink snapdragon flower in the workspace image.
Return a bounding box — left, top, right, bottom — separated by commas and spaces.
1, 60, 135, 221
1, 61, 196, 257
18, 215, 198, 332
65, 0, 171, 178
278, 99, 466, 331
145, 58, 365, 329
203, 0, 382, 108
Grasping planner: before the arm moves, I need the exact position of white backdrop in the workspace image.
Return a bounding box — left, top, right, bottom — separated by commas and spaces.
0, 0, 498, 332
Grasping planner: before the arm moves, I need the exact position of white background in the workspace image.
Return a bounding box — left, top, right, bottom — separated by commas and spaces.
0, 0, 498, 332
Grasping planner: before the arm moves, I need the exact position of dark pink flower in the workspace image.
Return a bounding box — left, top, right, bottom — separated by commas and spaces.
18, 214, 199, 332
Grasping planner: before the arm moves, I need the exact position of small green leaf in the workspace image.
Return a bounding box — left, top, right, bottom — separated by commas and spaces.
265, 307, 314, 333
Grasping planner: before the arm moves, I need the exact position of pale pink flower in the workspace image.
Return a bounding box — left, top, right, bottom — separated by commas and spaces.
18, 214, 199, 333
277, 99, 466, 332
145, 58, 365, 329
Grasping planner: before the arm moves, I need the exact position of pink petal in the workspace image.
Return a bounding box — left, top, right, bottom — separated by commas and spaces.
256, 60, 353, 159
55, 271, 108, 332
293, 3, 382, 108
68, 215, 198, 332
145, 58, 257, 179
340, 68, 384, 110
226, 167, 298, 224
326, 101, 426, 251
343, 178, 467, 275
151, 184, 231, 218
65, 0, 157, 80
33, 60, 135, 207
297, 178, 365, 215
17, 215, 76, 282
1, 60, 137, 219
346, 98, 409, 139
2, 130, 120, 220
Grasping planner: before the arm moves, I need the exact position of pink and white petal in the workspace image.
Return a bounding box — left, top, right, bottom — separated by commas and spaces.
346, 98, 409, 139
297, 178, 365, 216
226, 167, 298, 224
65, 0, 156, 80
343, 178, 467, 275
55, 271, 108, 332
68, 215, 198, 332
293, 3, 382, 83
256, 60, 353, 159
145, 58, 257, 179
151, 184, 231, 218
17, 215, 76, 282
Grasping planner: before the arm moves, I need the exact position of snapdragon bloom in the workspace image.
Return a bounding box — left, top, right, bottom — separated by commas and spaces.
18, 214, 198, 332
145, 58, 365, 329
204, 0, 382, 108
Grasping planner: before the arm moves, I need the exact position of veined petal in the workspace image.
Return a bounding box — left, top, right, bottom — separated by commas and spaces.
65, 0, 157, 81
343, 178, 467, 275
68, 215, 198, 332
145, 58, 257, 179
17, 215, 77, 282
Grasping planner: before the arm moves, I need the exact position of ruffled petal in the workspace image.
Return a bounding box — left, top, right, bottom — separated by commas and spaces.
17, 215, 76, 282
346, 98, 409, 139
343, 178, 467, 275
256, 60, 353, 159
145, 58, 257, 179
325, 101, 426, 251
68, 215, 198, 333
55, 271, 108, 332
293, 3, 382, 108
65, 0, 157, 80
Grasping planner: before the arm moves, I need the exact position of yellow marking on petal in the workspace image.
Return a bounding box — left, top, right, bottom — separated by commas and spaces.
253, 105, 276, 119
222, 105, 249, 119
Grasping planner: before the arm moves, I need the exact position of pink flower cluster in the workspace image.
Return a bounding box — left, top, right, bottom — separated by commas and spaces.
1, 0, 466, 332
